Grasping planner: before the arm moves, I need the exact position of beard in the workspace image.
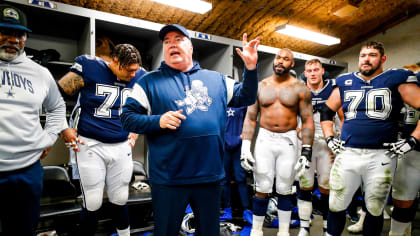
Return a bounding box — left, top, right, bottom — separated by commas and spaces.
359, 62, 381, 76
0, 44, 23, 61
273, 63, 291, 76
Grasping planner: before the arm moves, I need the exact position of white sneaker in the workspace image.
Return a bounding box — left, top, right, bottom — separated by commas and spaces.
347, 223, 363, 233
36, 231, 57, 236
347, 210, 366, 233
297, 228, 310, 236
250, 229, 264, 236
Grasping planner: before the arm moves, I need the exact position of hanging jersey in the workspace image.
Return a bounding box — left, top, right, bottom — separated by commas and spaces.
225, 106, 247, 151
337, 69, 417, 149
70, 55, 146, 143
401, 72, 420, 151
311, 79, 335, 138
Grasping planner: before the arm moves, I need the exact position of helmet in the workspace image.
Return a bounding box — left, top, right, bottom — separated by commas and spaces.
266, 197, 278, 218
264, 197, 279, 227
181, 213, 195, 234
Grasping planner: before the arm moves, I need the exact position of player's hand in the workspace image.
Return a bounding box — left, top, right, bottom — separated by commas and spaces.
326, 136, 345, 154
61, 128, 85, 152
294, 145, 312, 178
159, 109, 186, 130
128, 133, 138, 148
240, 140, 255, 172
384, 136, 418, 159
235, 33, 260, 70
40, 146, 52, 159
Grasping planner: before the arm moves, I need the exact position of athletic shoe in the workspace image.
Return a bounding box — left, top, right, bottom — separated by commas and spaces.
250, 229, 264, 236
220, 207, 232, 221
297, 228, 310, 236
347, 215, 359, 223
290, 219, 300, 228
347, 209, 366, 233
243, 209, 253, 224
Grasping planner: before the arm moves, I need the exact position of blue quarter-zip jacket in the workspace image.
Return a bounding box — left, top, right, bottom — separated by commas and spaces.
121, 61, 257, 185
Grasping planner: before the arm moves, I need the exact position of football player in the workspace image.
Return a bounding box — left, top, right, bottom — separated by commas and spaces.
297, 59, 343, 236
320, 41, 420, 236
389, 63, 420, 236
241, 48, 314, 236
59, 44, 146, 236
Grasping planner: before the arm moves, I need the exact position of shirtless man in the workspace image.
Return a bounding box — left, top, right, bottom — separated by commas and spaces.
241, 49, 314, 236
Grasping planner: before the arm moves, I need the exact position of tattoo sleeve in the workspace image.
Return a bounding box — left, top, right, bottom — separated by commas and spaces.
58, 72, 85, 96
299, 87, 314, 146
241, 96, 259, 141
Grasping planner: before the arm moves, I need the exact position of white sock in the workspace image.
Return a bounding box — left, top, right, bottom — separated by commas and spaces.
116, 226, 130, 236
390, 218, 410, 235
252, 215, 265, 231
278, 209, 291, 233
297, 199, 312, 229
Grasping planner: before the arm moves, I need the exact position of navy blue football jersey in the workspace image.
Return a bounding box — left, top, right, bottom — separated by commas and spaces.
311, 79, 335, 137
225, 106, 247, 151
70, 55, 146, 143
311, 79, 335, 113
337, 69, 417, 148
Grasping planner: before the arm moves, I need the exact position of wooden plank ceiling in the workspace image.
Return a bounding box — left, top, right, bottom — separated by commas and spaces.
56, 0, 419, 57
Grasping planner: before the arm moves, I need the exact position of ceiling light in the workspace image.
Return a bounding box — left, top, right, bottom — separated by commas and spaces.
151, 0, 212, 14
333, 2, 358, 18
275, 24, 340, 46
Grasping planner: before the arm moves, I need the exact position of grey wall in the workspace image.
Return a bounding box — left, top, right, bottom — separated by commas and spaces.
332, 14, 420, 72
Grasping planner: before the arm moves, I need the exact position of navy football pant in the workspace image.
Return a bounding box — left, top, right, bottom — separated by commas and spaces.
151, 182, 221, 236
0, 160, 43, 236
221, 146, 249, 209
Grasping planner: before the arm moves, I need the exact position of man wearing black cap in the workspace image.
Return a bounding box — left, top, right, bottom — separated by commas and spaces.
0, 4, 66, 235
121, 24, 260, 235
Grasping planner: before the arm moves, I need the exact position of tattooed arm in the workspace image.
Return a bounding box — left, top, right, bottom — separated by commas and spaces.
58, 71, 85, 151
298, 84, 314, 146
58, 72, 85, 96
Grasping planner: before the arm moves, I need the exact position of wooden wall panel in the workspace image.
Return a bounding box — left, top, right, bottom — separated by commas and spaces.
54, 0, 420, 57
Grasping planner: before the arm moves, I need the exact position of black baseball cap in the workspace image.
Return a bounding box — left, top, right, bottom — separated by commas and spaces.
159, 24, 190, 41
0, 4, 31, 32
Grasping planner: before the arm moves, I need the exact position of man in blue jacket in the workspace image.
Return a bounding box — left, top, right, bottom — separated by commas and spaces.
121, 24, 259, 236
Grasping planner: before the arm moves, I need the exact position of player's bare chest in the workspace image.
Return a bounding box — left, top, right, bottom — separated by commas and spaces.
259, 84, 299, 108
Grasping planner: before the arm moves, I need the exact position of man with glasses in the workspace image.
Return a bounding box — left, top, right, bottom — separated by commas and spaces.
0, 4, 66, 235
58, 44, 146, 236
